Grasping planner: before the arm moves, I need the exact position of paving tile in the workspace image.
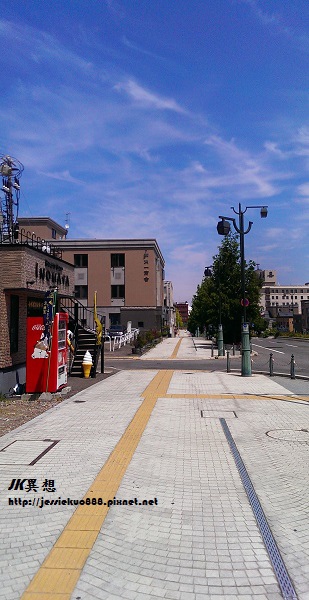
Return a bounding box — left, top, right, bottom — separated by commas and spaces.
1, 357, 308, 599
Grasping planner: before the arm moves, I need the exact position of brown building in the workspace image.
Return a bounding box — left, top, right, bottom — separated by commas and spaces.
17, 218, 166, 332
175, 302, 189, 326
56, 239, 165, 331
18, 216, 68, 241
0, 235, 74, 394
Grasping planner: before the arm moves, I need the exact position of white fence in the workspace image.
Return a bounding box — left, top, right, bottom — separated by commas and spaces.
104, 329, 140, 352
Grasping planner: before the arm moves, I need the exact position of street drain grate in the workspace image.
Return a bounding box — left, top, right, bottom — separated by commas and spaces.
74, 400, 86, 403
220, 418, 298, 600
266, 429, 309, 443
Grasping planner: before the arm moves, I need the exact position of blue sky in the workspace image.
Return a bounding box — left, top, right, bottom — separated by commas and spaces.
1, 0, 308, 301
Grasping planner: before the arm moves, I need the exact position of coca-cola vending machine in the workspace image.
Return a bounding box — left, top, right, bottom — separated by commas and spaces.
26, 312, 68, 393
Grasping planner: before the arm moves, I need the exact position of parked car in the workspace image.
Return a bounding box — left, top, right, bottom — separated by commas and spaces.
107, 324, 127, 338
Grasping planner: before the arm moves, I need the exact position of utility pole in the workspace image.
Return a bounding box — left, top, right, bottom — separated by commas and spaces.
0, 155, 23, 243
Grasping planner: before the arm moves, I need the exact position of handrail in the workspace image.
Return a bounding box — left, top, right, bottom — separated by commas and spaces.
60, 297, 105, 332
60, 297, 105, 378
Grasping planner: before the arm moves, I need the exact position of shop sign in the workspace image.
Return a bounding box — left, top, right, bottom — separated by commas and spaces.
35, 260, 70, 287
143, 251, 149, 282
27, 297, 44, 317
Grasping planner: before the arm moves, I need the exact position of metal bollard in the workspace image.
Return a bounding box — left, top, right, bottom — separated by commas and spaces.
290, 354, 295, 379
211, 342, 214, 357
269, 353, 274, 377
232, 343, 235, 356
226, 350, 230, 372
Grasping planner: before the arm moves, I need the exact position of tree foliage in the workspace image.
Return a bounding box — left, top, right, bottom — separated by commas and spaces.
175, 308, 183, 329
188, 233, 265, 342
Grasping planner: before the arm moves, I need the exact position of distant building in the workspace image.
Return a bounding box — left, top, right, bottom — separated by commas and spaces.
256, 267, 309, 332
175, 301, 189, 326
257, 268, 309, 318
163, 281, 175, 335
18, 217, 67, 241
301, 300, 309, 333
18, 218, 169, 332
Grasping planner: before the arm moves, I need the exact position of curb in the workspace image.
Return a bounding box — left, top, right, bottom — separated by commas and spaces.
229, 369, 309, 382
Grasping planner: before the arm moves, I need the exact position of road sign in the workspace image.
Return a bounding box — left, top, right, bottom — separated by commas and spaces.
241, 298, 249, 307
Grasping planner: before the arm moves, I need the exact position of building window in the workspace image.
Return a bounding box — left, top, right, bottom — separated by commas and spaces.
111, 254, 125, 268
109, 313, 120, 325
111, 285, 125, 298
10, 295, 19, 353
51, 228, 56, 239
138, 321, 144, 328
74, 254, 88, 267
75, 285, 88, 299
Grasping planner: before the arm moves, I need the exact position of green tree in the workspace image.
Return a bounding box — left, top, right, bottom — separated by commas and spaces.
175, 308, 183, 329
188, 233, 265, 342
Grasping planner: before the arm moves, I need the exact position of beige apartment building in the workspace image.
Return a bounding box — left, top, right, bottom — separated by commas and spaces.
257, 269, 309, 317
18, 216, 68, 241
18, 218, 166, 331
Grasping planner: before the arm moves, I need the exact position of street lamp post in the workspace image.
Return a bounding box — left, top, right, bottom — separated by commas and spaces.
217, 203, 268, 376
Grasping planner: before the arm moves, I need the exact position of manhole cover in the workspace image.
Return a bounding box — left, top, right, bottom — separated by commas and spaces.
266, 429, 309, 443
202, 410, 237, 419
0, 439, 59, 465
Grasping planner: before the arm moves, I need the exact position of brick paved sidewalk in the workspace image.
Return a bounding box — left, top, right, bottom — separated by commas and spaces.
0, 369, 308, 599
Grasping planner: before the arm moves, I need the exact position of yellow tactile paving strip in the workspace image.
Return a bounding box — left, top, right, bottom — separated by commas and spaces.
170, 338, 182, 359
21, 370, 173, 599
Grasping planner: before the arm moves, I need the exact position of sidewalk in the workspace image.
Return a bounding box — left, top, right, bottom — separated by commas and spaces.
139, 331, 220, 361
1, 337, 308, 599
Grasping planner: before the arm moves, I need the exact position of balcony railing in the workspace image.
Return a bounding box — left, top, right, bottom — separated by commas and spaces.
0, 227, 63, 259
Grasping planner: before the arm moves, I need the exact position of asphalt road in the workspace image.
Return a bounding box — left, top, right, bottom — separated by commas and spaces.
251, 337, 309, 377
104, 336, 309, 380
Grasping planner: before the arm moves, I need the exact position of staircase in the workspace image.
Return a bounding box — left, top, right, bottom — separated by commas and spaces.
69, 326, 97, 377
59, 297, 104, 378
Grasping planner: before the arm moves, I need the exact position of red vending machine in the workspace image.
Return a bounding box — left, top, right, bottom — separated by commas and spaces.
26, 312, 68, 393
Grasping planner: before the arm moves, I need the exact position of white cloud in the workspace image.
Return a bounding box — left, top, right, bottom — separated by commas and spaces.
0, 19, 96, 78
38, 170, 84, 185
121, 36, 166, 62
204, 135, 287, 197
114, 79, 187, 114
297, 182, 309, 196
239, 0, 309, 52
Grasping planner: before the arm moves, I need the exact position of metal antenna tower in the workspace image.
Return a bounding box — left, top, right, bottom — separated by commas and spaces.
0, 155, 24, 243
